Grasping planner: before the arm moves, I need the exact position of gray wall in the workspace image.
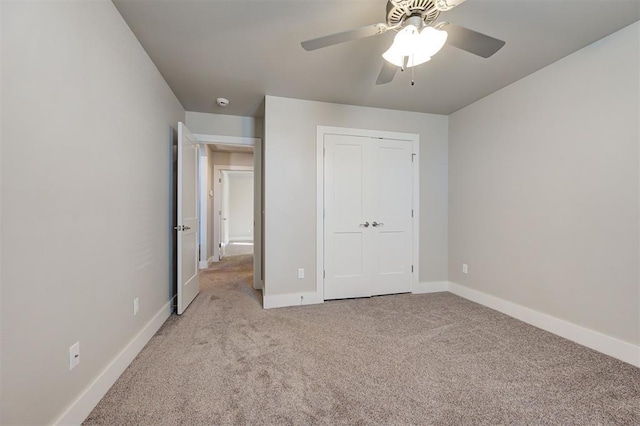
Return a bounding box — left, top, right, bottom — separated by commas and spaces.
1, 1, 185, 424
228, 172, 254, 241
449, 22, 639, 345
210, 151, 254, 167
186, 111, 263, 138
264, 96, 448, 296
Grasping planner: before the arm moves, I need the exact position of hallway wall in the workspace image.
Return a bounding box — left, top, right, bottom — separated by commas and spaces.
227, 171, 254, 241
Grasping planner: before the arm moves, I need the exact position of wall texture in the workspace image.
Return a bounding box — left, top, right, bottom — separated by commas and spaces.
264, 96, 448, 296
1, 1, 184, 424
186, 111, 263, 138
449, 22, 639, 345
210, 151, 254, 168
227, 172, 254, 241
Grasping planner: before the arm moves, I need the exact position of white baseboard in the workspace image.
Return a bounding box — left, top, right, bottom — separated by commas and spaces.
253, 278, 264, 291
412, 281, 449, 294
263, 291, 323, 309
199, 257, 218, 269
199, 256, 220, 269
448, 282, 640, 368
53, 299, 174, 425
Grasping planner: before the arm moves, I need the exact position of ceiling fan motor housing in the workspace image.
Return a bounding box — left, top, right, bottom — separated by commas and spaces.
386, 0, 441, 29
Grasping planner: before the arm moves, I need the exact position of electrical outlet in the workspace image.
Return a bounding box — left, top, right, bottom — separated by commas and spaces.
298, 268, 305, 279
133, 298, 139, 316
462, 263, 468, 274
69, 342, 80, 370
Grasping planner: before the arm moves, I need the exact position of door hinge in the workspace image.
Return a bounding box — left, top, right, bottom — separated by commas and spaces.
411, 153, 417, 162
219, 243, 221, 248
323, 270, 326, 278
411, 265, 414, 273
219, 210, 222, 215
323, 148, 325, 157
411, 209, 414, 218
219, 178, 222, 183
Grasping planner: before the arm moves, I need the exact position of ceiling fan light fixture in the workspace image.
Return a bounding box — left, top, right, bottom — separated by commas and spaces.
382, 25, 447, 68
382, 45, 431, 68
392, 24, 420, 55
418, 26, 448, 57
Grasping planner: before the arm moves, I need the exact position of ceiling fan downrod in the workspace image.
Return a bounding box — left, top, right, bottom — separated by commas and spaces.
386, 0, 440, 28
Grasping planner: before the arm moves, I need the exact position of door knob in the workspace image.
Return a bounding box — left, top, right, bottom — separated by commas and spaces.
360, 221, 370, 228
183, 226, 191, 230
372, 221, 384, 227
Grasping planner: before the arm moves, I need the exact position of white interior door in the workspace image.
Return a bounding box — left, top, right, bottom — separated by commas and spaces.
324, 134, 413, 300
371, 139, 413, 295
177, 122, 199, 315
324, 135, 372, 299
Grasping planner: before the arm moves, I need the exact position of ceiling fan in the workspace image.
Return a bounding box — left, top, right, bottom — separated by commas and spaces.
301, 0, 505, 85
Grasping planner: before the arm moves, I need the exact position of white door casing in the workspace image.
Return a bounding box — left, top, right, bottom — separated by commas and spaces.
221, 170, 229, 258
177, 122, 200, 315
318, 127, 419, 301
198, 145, 209, 269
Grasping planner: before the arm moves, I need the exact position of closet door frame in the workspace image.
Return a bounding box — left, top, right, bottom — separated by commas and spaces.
316, 126, 420, 302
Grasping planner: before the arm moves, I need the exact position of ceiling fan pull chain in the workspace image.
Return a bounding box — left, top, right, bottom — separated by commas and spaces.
411, 54, 415, 86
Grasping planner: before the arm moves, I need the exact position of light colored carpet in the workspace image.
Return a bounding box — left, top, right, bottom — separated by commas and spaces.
85, 255, 640, 425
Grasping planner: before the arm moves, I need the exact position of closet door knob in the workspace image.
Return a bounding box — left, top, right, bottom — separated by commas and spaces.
360, 221, 370, 228
372, 221, 384, 227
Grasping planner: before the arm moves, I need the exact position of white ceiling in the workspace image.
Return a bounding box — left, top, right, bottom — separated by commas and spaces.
113, 0, 640, 117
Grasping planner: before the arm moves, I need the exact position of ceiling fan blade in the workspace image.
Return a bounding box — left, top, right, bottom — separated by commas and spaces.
301, 23, 387, 51
441, 22, 505, 58
376, 61, 398, 85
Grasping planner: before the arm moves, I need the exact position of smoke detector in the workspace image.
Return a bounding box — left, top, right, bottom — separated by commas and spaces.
216, 97, 230, 107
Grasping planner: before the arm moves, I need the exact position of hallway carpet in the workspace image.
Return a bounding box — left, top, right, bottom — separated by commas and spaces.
224, 241, 254, 257
85, 255, 640, 425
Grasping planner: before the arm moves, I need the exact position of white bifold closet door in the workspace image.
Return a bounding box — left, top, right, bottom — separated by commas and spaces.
324, 133, 413, 300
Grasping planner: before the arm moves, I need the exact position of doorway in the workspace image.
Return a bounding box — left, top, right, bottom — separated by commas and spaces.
215, 168, 254, 260
193, 132, 263, 292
